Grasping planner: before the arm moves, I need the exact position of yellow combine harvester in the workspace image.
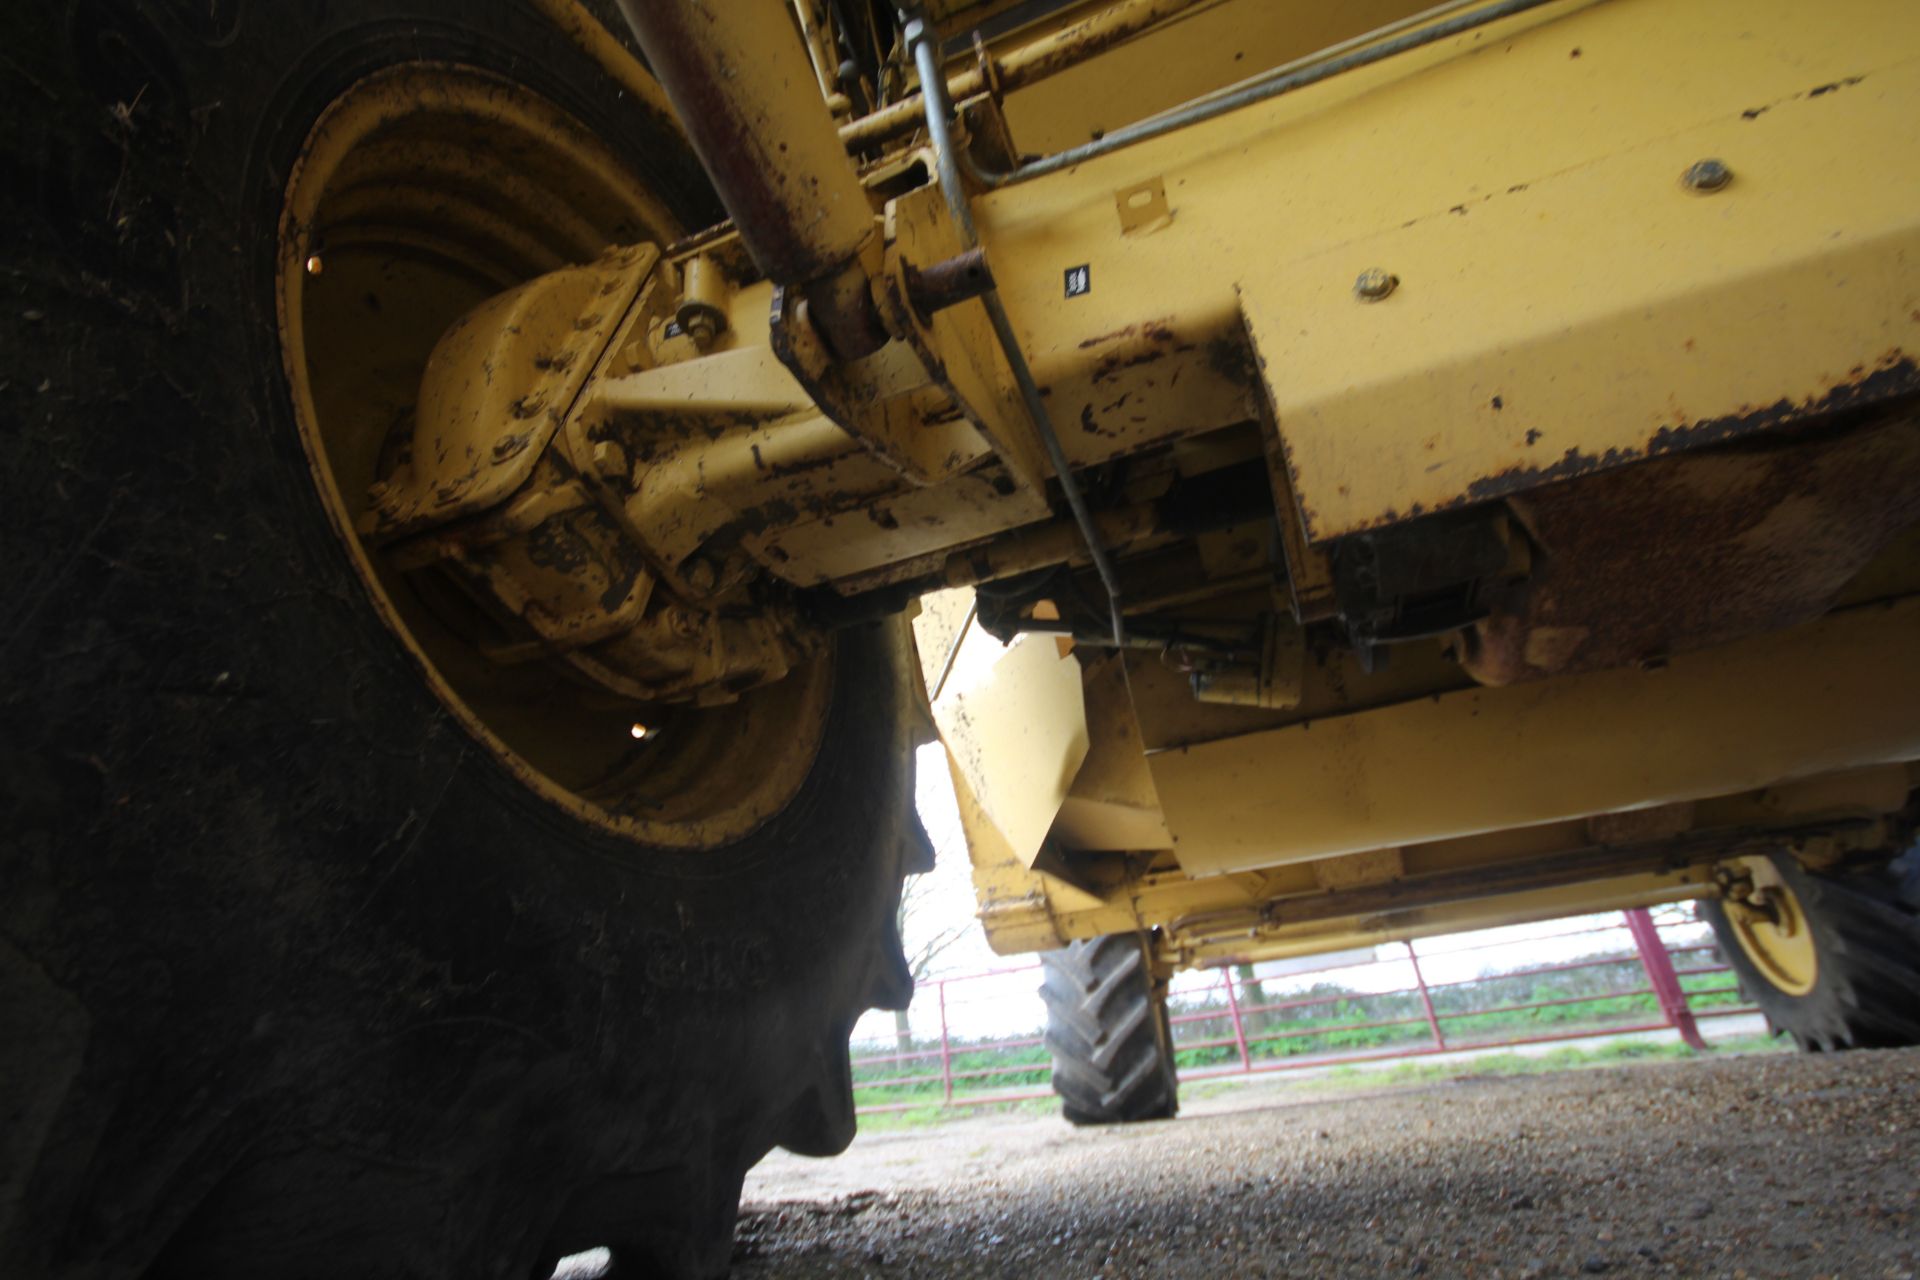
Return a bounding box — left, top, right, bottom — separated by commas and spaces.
4, 0, 1916, 1275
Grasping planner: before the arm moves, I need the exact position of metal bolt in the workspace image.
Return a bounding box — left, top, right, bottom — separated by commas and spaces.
510, 393, 547, 420
666, 606, 704, 640
590, 439, 628, 480
681, 556, 718, 593
1681, 158, 1732, 193
1353, 268, 1398, 302
490, 434, 528, 463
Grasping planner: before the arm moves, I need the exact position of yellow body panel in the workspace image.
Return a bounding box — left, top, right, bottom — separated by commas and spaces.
1150, 597, 1920, 876
974, 0, 1920, 512
489, 0, 1920, 967
920, 0, 1920, 965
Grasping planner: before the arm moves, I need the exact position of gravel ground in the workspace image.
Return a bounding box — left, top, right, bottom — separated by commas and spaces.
734, 1048, 1920, 1278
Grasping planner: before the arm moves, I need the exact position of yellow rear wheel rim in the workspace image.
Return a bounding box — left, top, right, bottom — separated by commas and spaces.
275, 63, 830, 850
1724, 856, 1819, 997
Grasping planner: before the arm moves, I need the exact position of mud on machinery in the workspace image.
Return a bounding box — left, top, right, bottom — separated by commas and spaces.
5, 0, 1919, 1276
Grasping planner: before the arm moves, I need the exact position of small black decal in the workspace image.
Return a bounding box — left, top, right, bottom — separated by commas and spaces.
1064, 265, 1091, 298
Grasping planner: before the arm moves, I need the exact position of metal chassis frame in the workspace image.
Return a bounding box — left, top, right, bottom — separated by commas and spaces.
486, 0, 1920, 963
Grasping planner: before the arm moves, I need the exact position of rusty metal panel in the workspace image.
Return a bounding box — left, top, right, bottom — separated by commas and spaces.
1245, 61, 1920, 541
1147, 597, 1920, 878
973, 0, 1920, 518
1461, 406, 1920, 683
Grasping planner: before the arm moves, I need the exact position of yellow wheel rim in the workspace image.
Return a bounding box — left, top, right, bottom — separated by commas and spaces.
276, 64, 829, 850
1723, 856, 1819, 997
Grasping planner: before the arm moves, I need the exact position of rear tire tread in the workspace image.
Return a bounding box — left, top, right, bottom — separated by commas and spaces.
1705, 848, 1920, 1053
1039, 935, 1178, 1126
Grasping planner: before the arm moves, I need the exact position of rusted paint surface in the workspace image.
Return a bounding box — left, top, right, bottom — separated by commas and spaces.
1049, 313, 1255, 465
1273, 353, 1920, 544
621, 0, 871, 284
1459, 398, 1920, 685
903, 247, 994, 315
1458, 353, 1920, 513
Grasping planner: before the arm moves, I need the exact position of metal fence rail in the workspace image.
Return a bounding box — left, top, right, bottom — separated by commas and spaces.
852, 907, 1757, 1115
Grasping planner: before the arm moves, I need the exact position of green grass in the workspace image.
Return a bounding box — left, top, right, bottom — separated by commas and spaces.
855, 1035, 1789, 1131
1165, 964, 1745, 1071
1183, 1032, 1787, 1100
851, 1097, 1057, 1133
853, 945, 1759, 1118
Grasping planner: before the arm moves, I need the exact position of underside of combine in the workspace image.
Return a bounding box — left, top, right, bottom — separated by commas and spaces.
296, 0, 1920, 976
5, 0, 1918, 1274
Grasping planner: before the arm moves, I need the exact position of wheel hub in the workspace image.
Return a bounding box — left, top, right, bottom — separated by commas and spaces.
1720, 855, 1819, 996
276, 63, 830, 848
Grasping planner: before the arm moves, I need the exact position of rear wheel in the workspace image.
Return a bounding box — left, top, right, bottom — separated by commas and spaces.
1702, 850, 1920, 1052
1040, 934, 1179, 1125
0, 6, 919, 1278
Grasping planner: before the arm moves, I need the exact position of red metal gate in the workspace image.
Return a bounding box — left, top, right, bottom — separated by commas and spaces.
853, 907, 1754, 1115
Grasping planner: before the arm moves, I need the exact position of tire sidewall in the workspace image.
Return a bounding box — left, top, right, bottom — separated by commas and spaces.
3, 6, 909, 1274
1704, 856, 1853, 1047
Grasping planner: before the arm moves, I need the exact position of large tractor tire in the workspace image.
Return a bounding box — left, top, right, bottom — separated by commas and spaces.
1040, 934, 1179, 1126
0, 6, 923, 1278
1702, 849, 1920, 1053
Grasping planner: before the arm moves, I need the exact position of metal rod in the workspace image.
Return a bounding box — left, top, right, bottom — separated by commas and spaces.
937, 978, 954, 1103
842, 0, 1218, 150
905, 10, 1128, 646
1407, 941, 1448, 1051
1220, 967, 1253, 1072
1118, 0, 1478, 130
905, 246, 995, 314
969, 0, 1565, 186
929, 597, 976, 702
1011, 619, 1248, 657
1624, 907, 1708, 1051
790, 0, 845, 107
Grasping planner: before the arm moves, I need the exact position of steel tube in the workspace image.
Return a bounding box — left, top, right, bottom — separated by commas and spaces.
905, 246, 994, 314
905, 11, 1129, 645
970, 0, 1564, 186
1407, 943, 1448, 1051
1625, 906, 1708, 1050
841, 0, 1215, 149
1221, 969, 1253, 1071
616, 0, 874, 283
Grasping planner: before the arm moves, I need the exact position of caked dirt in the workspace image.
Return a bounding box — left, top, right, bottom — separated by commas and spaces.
735, 1047, 1920, 1277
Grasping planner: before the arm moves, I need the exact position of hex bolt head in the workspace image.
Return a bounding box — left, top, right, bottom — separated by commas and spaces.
681, 556, 718, 593
1681, 158, 1732, 193
1353, 268, 1399, 302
